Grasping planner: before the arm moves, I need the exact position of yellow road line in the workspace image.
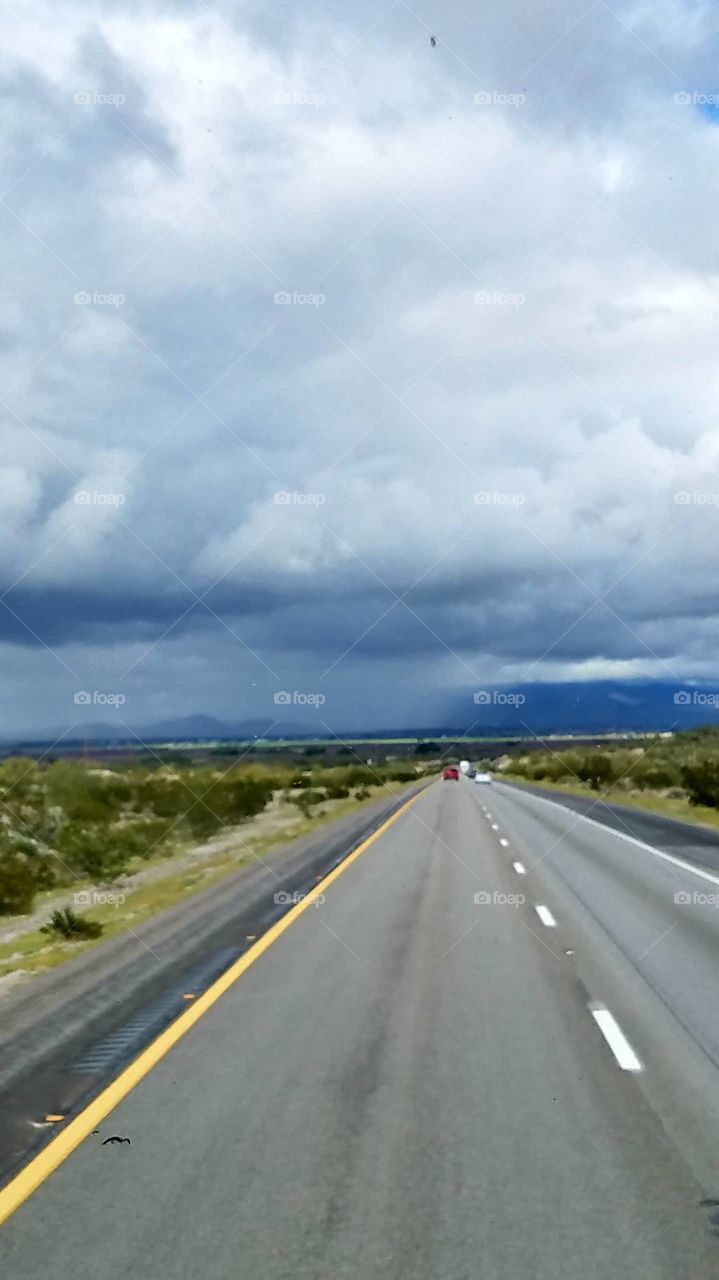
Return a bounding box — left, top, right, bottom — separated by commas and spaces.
0, 786, 426, 1228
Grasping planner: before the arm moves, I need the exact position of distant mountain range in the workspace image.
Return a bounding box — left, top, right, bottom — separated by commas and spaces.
18, 714, 322, 746
447, 679, 719, 735
7, 679, 719, 745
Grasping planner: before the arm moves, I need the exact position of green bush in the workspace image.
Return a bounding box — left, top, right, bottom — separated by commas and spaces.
56, 825, 132, 879
45, 761, 123, 823
626, 760, 680, 790
293, 789, 325, 808
532, 756, 573, 782
382, 767, 417, 783
41, 907, 103, 940
290, 793, 312, 818
0, 854, 37, 915
682, 759, 719, 808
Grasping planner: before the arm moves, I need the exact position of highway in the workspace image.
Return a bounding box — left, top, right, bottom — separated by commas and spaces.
2, 778, 719, 1276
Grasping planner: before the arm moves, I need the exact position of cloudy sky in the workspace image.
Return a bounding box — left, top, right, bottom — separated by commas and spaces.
2, 0, 719, 736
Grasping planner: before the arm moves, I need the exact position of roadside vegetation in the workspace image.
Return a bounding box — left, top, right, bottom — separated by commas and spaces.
498, 725, 719, 827
0, 755, 429, 926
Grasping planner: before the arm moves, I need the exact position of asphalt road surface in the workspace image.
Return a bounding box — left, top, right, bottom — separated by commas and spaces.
3, 778, 719, 1278
0, 785, 425, 1180
501, 776, 719, 875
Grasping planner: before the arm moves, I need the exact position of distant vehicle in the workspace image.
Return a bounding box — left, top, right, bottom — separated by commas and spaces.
443, 766, 460, 780
459, 759, 470, 774
474, 772, 492, 784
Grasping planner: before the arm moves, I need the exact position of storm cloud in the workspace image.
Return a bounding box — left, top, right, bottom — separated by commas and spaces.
2, 0, 719, 733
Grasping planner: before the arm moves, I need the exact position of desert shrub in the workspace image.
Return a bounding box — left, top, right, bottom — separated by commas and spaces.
340, 765, 377, 787
625, 759, 680, 790
55, 822, 148, 879
290, 789, 327, 817
44, 761, 127, 822
382, 766, 417, 783
296, 789, 326, 807
288, 773, 311, 789
325, 785, 350, 799
566, 751, 616, 790
682, 759, 719, 808
0, 853, 37, 915
531, 755, 574, 782
291, 793, 312, 818
41, 907, 102, 940
135, 774, 191, 820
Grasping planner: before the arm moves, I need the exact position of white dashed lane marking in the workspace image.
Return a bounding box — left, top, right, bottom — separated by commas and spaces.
590, 1005, 643, 1071
534, 904, 557, 928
